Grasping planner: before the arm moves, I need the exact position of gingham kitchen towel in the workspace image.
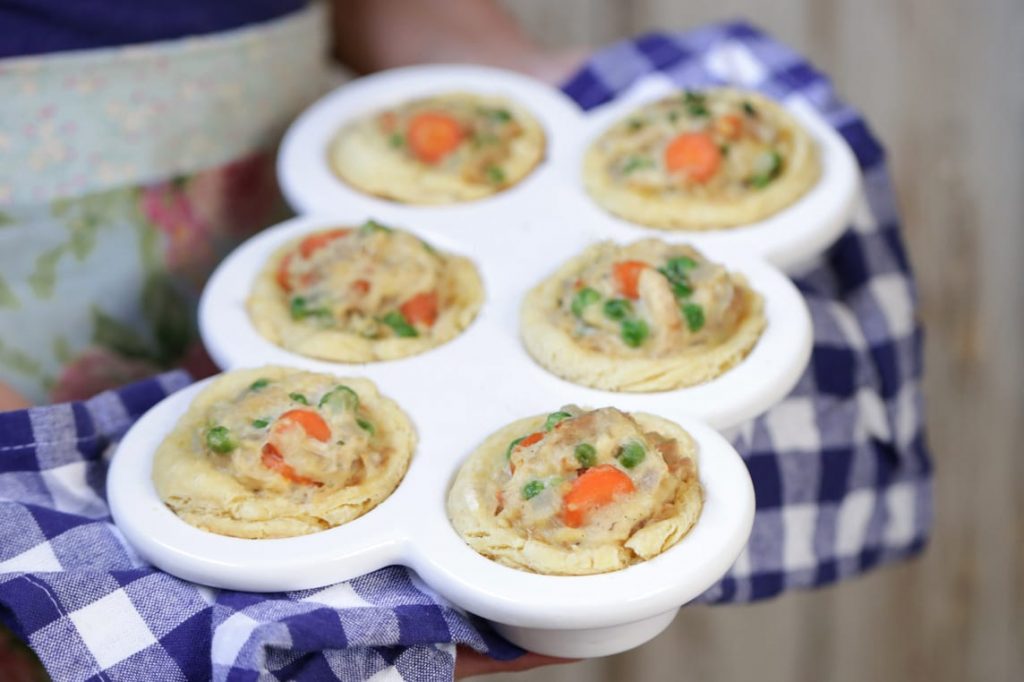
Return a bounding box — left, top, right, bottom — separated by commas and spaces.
0, 22, 932, 682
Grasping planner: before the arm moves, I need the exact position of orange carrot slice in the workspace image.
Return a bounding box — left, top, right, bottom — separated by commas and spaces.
518, 432, 544, 449
407, 112, 463, 164
714, 114, 743, 140
351, 279, 371, 295
664, 132, 721, 183
400, 291, 438, 327
299, 229, 352, 259
509, 430, 544, 475
612, 260, 648, 299
562, 464, 635, 528
276, 253, 294, 292
276, 409, 331, 442
261, 443, 322, 486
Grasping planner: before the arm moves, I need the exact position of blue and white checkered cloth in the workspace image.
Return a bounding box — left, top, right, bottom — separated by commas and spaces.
0, 22, 932, 682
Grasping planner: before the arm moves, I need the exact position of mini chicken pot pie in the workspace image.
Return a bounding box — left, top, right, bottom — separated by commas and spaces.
328, 92, 546, 204
583, 88, 820, 229
521, 239, 766, 392
448, 406, 702, 575
247, 220, 484, 362
153, 367, 415, 539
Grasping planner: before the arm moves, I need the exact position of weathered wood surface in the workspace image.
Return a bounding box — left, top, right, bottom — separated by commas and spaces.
492, 1, 1023, 680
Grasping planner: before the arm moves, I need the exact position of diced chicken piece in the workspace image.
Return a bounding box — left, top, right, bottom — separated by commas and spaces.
637, 268, 686, 355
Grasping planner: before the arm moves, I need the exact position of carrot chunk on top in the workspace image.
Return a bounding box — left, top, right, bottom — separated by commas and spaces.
664, 132, 721, 183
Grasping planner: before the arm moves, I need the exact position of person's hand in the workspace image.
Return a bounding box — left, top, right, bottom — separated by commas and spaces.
0, 380, 31, 411
331, 0, 590, 86
455, 646, 576, 679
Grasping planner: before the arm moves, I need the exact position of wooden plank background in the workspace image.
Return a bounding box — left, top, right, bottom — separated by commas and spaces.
490, 1, 1024, 680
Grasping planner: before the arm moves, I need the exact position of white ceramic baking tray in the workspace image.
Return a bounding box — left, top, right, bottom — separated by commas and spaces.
108, 375, 754, 658
107, 63, 831, 658
186, 206, 800, 656
278, 64, 859, 272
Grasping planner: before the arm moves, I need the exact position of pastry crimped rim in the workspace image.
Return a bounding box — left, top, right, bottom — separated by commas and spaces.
328, 93, 547, 205
152, 366, 416, 539
583, 88, 820, 230
520, 243, 767, 392
447, 412, 703, 575
246, 232, 485, 362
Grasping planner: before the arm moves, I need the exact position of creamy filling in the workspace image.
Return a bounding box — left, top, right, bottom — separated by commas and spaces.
277, 222, 446, 339
199, 375, 387, 498
375, 96, 529, 186
554, 241, 747, 356
596, 90, 793, 198
493, 406, 691, 550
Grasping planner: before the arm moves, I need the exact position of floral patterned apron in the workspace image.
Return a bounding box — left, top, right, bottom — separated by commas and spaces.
0, 5, 328, 403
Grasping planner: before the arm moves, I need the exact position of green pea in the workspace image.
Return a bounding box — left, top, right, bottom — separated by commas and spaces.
289, 392, 309, 405
617, 441, 646, 468
289, 296, 331, 321
485, 165, 506, 184
360, 219, 392, 234
289, 296, 308, 319
251, 418, 269, 429
544, 411, 573, 431
621, 156, 654, 174
506, 436, 526, 460
319, 385, 359, 411
683, 91, 709, 117
356, 418, 375, 435
603, 298, 633, 321
570, 287, 601, 318
742, 100, 758, 117
522, 480, 545, 500
627, 118, 646, 131
671, 281, 693, 299
483, 107, 512, 123
662, 256, 698, 284
389, 133, 404, 148
574, 443, 597, 468
682, 302, 705, 332
750, 150, 783, 188
719, 144, 730, 156
206, 426, 236, 454
621, 318, 649, 348
249, 378, 270, 391
381, 311, 418, 338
